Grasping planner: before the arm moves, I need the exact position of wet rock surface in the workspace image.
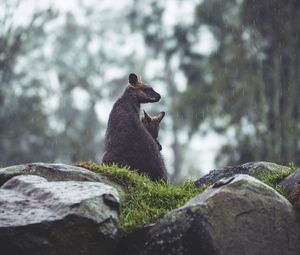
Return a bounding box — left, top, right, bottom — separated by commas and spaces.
0, 162, 109, 186
116, 224, 154, 255
0, 174, 120, 255
1, 162, 300, 255
289, 183, 300, 211
278, 168, 300, 194
195, 161, 288, 187
140, 175, 300, 255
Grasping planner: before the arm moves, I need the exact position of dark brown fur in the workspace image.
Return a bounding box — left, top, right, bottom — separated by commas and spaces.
102, 73, 167, 182
142, 110, 165, 151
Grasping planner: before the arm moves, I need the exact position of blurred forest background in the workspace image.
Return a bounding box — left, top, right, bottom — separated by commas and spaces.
0, 0, 299, 182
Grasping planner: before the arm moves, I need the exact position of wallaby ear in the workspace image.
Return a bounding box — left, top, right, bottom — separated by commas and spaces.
143, 110, 152, 122
129, 73, 138, 86
156, 111, 165, 122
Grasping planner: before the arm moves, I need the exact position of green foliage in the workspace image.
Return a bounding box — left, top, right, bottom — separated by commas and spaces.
180, 0, 300, 167
79, 162, 206, 231
259, 163, 296, 198
0, 4, 57, 166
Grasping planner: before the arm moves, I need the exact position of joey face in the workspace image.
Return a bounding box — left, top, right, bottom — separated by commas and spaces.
142, 110, 165, 151
128, 73, 161, 103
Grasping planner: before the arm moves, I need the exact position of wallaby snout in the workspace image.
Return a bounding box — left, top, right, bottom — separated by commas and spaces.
138, 87, 161, 103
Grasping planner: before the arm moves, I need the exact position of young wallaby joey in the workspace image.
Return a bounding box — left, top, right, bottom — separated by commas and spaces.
141, 110, 165, 151
102, 73, 167, 182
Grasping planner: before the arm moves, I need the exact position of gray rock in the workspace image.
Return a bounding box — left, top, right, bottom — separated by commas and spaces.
141, 175, 300, 255
0, 163, 108, 186
289, 183, 300, 211
278, 168, 300, 193
195, 161, 289, 187
0, 174, 120, 255
116, 224, 155, 255
0, 163, 126, 200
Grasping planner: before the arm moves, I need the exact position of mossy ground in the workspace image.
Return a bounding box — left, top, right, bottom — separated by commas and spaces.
259, 162, 296, 197
78, 162, 296, 231
78, 162, 206, 232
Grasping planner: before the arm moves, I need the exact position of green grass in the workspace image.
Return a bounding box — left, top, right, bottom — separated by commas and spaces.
78, 162, 206, 232
259, 162, 296, 197
78, 162, 297, 231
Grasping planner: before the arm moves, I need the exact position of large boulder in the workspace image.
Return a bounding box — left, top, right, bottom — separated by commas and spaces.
195, 161, 289, 187
278, 168, 300, 194
116, 224, 154, 255
0, 163, 109, 185
140, 175, 300, 255
279, 169, 300, 210
0, 162, 125, 199
0, 174, 120, 255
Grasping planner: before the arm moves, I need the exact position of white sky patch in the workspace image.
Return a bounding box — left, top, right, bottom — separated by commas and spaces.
127, 33, 147, 59
153, 79, 168, 99
71, 87, 90, 111
88, 38, 100, 55
163, 0, 198, 27
145, 56, 187, 93
104, 68, 125, 84
12, 0, 49, 26
145, 59, 164, 79
95, 100, 113, 123
192, 25, 219, 55
188, 131, 226, 174
40, 69, 60, 113
174, 71, 187, 92
48, 0, 79, 12
170, 54, 179, 70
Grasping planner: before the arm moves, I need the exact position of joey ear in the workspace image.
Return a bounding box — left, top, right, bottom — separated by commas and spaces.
143, 110, 152, 122
156, 111, 165, 122
129, 73, 138, 86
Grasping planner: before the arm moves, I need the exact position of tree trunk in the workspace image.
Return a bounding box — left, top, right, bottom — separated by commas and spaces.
164, 57, 181, 183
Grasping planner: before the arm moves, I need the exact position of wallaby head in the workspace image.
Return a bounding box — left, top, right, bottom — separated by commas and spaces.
142, 110, 165, 151
127, 73, 161, 103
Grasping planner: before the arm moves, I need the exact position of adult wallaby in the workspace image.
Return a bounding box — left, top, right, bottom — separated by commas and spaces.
141, 110, 165, 151
102, 73, 167, 182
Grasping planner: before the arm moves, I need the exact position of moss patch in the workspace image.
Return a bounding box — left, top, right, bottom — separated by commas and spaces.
259, 162, 296, 197
78, 162, 297, 231
78, 162, 206, 232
